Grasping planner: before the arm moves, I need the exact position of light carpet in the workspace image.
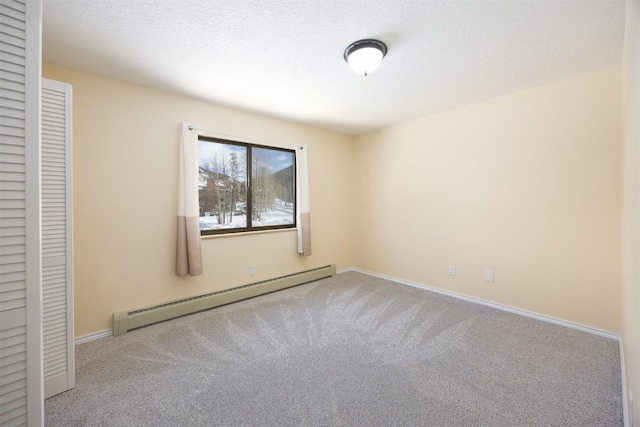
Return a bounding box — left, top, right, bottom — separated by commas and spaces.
45, 271, 623, 426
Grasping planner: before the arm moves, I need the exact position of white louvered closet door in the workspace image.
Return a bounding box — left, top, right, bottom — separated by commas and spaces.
41, 78, 74, 399
1, 0, 43, 424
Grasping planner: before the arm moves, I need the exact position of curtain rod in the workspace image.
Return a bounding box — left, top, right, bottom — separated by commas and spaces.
188, 124, 304, 150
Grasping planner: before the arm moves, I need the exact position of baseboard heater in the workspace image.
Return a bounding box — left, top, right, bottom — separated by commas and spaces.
113, 264, 335, 336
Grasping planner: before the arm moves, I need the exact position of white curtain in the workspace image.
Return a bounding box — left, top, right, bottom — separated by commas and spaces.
176, 123, 203, 276
296, 146, 312, 256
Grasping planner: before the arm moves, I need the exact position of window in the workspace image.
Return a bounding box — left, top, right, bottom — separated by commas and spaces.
198, 136, 296, 235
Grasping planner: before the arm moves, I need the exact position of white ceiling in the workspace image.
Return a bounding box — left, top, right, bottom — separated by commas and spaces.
42, 0, 626, 136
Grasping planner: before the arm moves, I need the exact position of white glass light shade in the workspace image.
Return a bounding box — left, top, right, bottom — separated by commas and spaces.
343, 39, 387, 76
347, 47, 384, 76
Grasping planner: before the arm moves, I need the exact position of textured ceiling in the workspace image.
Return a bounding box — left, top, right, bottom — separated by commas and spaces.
42, 0, 626, 135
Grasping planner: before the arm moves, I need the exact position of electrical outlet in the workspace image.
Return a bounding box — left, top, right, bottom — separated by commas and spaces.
448, 265, 456, 276
249, 265, 256, 275
484, 269, 494, 282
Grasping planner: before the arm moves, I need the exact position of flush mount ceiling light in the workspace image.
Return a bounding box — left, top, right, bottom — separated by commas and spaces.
343, 39, 387, 76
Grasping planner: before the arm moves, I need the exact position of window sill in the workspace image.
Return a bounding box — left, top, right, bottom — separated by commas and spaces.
201, 227, 297, 240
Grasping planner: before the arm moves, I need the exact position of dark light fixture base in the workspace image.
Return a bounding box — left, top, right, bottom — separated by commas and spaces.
343, 39, 388, 63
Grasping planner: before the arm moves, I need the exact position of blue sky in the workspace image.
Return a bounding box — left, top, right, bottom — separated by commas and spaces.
199, 140, 293, 176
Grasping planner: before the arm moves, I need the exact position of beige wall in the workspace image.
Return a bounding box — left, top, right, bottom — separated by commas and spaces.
622, 0, 640, 423
42, 64, 356, 337
353, 65, 622, 333
44, 60, 624, 341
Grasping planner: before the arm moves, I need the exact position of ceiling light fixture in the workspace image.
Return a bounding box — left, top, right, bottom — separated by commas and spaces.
343, 39, 387, 76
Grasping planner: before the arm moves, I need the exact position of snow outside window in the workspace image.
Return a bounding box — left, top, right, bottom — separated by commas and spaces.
198, 136, 296, 235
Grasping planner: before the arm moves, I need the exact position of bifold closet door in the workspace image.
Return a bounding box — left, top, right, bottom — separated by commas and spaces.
41, 78, 74, 399
1, 0, 44, 424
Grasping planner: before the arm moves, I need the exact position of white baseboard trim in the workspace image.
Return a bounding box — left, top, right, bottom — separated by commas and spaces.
77, 269, 620, 346
340, 267, 620, 341
620, 338, 630, 427
75, 329, 112, 345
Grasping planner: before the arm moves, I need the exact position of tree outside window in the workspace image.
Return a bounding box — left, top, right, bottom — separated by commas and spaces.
198, 137, 295, 235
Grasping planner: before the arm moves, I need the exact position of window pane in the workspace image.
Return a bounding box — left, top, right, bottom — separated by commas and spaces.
251, 147, 295, 227
198, 140, 247, 232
